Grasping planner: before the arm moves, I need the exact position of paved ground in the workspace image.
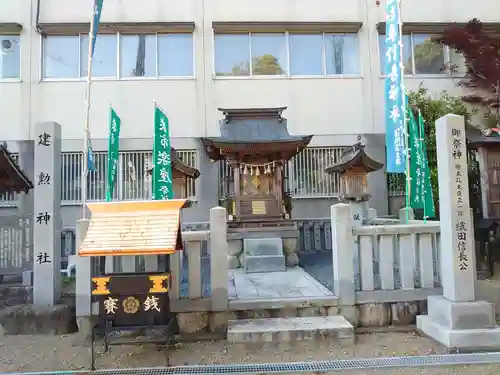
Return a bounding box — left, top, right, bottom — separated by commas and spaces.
1, 332, 499, 374
229, 267, 334, 300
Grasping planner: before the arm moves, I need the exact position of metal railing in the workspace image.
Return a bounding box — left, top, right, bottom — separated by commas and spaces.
0, 150, 197, 207
218, 146, 345, 200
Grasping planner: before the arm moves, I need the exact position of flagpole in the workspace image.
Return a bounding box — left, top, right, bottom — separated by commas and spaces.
81, 0, 97, 219
397, 0, 411, 223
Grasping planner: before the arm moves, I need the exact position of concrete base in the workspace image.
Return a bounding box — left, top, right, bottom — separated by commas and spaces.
243, 238, 286, 273
227, 316, 354, 344
417, 295, 500, 350
244, 255, 286, 273
0, 304, 77, 335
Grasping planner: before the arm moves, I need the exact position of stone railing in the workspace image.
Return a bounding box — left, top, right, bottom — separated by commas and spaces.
353, 223, 441, 303
331, 204, 442, 307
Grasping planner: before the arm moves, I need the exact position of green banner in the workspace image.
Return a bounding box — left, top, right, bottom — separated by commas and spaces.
152, 105, 173, 200
408, 107, 425, 209
418, 110, 436, 219
106, 107, 121, 202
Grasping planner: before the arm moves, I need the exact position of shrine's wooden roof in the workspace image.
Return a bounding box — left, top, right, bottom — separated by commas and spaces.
0, 144, 33, 195
467, 127, 500, 149
147, 147, 200, 178
201, 107, 313, 161
78, 200, 188, 257
325, 143, 384, 174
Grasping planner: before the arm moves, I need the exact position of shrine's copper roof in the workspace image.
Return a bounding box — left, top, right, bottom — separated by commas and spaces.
325, 143, 384, 174
147, 147, 200, 179
0, 144, 33, 195
201, 107, 313, 161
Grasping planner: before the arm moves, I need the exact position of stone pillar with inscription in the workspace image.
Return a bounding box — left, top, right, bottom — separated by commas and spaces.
417, 114, 500, 350
33, 122, 62, 306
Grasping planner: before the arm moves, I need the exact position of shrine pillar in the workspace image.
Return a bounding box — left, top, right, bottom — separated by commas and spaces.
417, 114, 500, 349
33, 122, 62, 306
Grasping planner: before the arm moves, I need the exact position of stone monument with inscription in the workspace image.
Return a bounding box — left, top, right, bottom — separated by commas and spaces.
417, 114, 500, 349
33, 122, 62, 306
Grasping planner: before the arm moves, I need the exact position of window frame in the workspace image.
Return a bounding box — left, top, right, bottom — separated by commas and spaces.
40, 32, 195, 82
0, 34, 22, 82
378, 32, 462, 78
213, 31, 362, 80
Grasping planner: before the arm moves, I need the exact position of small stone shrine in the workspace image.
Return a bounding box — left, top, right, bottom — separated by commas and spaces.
325, 143, 383, 220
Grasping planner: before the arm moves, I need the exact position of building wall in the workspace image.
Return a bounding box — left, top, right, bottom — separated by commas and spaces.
1, 0, 498, 224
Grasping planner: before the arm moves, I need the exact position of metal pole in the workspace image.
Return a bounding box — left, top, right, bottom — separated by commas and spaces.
82, 0, 97, 219
397, 0, 411, 223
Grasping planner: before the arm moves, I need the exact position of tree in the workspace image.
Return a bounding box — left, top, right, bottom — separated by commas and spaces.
434, 19, 500, 127
217, 54, 284, 76
408, 87, 474, 217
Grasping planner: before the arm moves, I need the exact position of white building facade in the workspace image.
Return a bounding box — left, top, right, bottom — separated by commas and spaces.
0, 0, 498, 225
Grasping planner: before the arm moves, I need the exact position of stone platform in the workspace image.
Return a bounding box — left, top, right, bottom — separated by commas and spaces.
228, 267, 338, 311
227, 316, 354, 344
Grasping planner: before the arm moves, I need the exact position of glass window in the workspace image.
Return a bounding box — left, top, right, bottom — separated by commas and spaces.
80, 34, 117, 78
158, 34, 193, 77
378, 34, 412, 75
250, 33, 287, 76
325, 34, 359, 75
412, 34, 445, 75
214, 34, 250, 76
119, 34, 156, 78
42, 35, 79, 79
289, 34, 323, 76
0, 35, 20, 79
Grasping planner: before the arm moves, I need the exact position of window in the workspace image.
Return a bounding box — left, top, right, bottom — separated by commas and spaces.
80, 34, 117, 78
289, 34, 323, 76
42, 33, 194, 80
43, 36, 79, 79
250, 33, 287, 76
0, 35, 20, 79
120, 34, 156, 78
325, 34, 359, 75
379, 33, 456, 75
158, 34, 194, 77
214, 32, 361, 77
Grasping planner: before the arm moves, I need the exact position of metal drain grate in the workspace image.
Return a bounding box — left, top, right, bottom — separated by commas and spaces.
7, 352, 500, 375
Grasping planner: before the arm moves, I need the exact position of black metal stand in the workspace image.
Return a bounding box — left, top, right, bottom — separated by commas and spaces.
89, 255, 173, 370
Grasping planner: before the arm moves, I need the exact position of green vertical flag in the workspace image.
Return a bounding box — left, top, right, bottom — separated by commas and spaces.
106, 106, 121, 202
418, 110, 436, 219
152, 104, 174, 200
408, 107, 425, 209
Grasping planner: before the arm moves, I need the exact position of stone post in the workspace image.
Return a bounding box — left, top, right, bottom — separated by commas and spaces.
331, 203, 358, 324
17, 140, 35, 286
209, 206, 229, 334
417, 114, 500, 350
399, 207, 415, 223
33, 122, 62, 306
75, 219, 92, 338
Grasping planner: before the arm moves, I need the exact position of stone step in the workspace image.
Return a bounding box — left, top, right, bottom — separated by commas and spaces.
227, 315, 354, 344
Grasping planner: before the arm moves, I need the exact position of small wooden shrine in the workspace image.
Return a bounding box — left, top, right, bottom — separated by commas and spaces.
0, 143, 33, 195
147, 147, 200, 199
201, 107, 313, 224
325, 143, 383, 202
